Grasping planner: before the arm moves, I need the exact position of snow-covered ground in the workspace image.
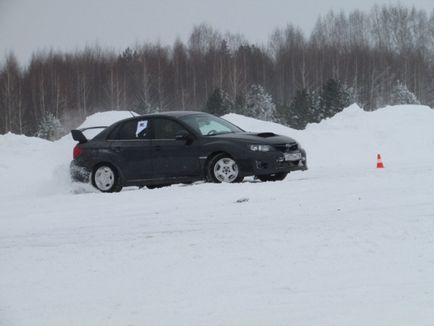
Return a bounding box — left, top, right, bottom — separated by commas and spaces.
1, 105, 434, 326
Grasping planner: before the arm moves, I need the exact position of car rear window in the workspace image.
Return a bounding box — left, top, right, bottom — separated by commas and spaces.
109, 119, 150, 140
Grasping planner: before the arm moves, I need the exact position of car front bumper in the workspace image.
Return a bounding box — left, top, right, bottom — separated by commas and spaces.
237, 148, 308, 176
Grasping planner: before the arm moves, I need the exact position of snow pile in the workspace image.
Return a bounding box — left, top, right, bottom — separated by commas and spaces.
0, 111, 137, 198
303, 104, 434, 167
0, 133, 65, 198
78, 110, 135, 129
61, 110, 137, 142
224, 104, 434, 169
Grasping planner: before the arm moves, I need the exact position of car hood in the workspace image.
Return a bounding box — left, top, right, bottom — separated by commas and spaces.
209, 132, 297, 145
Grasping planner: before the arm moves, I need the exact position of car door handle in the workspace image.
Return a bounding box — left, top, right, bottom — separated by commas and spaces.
112, 146, 121, 152
154, 145, 162, 151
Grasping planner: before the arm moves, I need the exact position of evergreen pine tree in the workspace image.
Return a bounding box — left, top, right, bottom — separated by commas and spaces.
234, 93, 246, 115
287, 89, 312, 129
390, 81, 420, 105
340, 84, 353, 108
36, 112, 65, 141
309, 90, 322, 122
319, 79, 351, 119
244, 84, 277, 121
205, 88, 233, 116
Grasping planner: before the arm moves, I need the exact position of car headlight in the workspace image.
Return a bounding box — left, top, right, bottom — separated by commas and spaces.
249, 144, 272, 152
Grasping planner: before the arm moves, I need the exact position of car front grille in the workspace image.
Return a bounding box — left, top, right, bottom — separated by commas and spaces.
274, 142, 298, 152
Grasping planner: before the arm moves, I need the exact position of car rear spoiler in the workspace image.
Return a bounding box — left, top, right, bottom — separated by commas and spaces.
71, 126, 107, 144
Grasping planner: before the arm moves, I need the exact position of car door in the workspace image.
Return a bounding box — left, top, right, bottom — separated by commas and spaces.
108, 118, 154, 181
151, 117, 201, 179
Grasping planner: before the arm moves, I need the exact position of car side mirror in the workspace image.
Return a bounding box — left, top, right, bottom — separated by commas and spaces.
175, 130, 193, 141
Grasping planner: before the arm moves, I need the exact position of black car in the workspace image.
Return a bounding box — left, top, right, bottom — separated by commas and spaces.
70, 111, 307, 192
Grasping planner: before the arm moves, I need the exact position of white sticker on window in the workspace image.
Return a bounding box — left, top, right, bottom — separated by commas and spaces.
136, 120, 148, 137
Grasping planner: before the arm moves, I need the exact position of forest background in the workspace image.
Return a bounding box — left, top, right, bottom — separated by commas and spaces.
0, 4, 431, 138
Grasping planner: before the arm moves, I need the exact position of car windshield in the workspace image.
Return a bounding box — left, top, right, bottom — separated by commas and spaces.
180, 114, 244, 136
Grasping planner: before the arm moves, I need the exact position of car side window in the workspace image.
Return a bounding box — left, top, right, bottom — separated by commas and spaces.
111, 119, 150, 140
153, 119, 187, 140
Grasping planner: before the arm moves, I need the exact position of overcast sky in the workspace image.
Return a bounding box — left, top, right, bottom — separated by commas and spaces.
1, 0, 433, 65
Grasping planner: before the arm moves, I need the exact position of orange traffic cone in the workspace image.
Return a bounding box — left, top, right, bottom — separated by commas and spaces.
376, 154, 384, 169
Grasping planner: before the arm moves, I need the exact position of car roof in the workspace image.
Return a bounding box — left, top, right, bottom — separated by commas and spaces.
93, 111, 210, 140
138, 111, 209, 118
113, 111, 211, 125
106, 111, 210, 129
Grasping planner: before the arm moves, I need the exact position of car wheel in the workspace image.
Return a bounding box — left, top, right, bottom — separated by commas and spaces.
208, 154, 243, 183
257, 172, 288, 182
92, 164, 122, 193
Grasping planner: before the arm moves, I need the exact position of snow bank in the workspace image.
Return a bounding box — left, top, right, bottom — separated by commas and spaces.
1, 104, 433, 198
0, 133, 64, 197
59, 110, 137, 143
0, 111, 138, 198
224, 104, 434, 169
78, 110, 136, 129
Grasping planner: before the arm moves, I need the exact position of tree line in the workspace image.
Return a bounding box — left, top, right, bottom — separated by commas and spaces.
1, 4, 433, 137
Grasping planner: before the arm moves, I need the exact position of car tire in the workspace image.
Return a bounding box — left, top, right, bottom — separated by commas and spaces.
257, 172, 288, 182
208, 153, 244, 183
91, 164, 122, 193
